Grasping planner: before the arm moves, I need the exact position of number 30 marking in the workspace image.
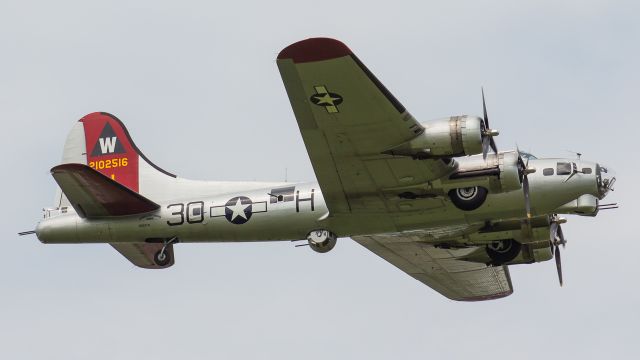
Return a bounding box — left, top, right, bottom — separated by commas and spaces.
167, 202, 204, 226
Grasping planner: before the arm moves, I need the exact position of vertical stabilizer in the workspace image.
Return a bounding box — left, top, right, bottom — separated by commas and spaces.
55, 112, 176, 207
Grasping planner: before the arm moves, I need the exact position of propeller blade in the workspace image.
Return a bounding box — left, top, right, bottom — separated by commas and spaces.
479, 89, 497, 156
523, 174, 531, 218
481, 87, 489, 129
489, 137, 498, 155
482, 137, 490, 159
557, 226, 566, 248
550, 221, 558, 241
555, 245, 563, 286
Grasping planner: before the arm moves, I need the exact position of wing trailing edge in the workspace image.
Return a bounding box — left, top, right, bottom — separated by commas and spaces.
51, 163, 159, 218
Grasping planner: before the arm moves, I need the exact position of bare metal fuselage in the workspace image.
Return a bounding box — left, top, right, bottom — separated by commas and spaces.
36, 158, 605, 246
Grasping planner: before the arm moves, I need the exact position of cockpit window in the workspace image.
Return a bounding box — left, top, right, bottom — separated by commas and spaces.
557, 162, 572, 175
543, 168, 554, 176
582, 167, 592, 174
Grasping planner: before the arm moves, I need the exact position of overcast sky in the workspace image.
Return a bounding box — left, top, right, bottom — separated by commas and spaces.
1, 1, 638, 359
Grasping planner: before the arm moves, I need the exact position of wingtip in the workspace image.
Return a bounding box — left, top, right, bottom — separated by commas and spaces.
277, 37, 352, 63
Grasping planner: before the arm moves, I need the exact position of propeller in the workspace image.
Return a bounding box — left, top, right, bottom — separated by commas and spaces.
481, 88, 499, 159
517, 149, 537, 248
516, 148, 536, 218
549, 215, 567, 286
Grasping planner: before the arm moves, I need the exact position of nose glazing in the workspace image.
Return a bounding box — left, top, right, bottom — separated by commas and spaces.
596, 163, 616, 199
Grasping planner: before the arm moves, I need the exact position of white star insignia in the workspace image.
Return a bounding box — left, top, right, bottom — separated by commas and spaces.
227, 198, 250, 221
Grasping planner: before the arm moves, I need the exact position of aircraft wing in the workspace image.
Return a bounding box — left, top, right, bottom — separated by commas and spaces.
111, 243, 174, 269
277, 38, 452, 217
352, 233, 513, 301
51, 163, 159, 218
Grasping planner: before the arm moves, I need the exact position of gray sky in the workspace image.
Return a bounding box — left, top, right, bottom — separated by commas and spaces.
1, 1, 638, 359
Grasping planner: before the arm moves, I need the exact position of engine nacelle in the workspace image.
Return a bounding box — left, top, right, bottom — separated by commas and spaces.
307, 230, 337, 253
386, 116, 483, 158
464, 239, 553, 266
487, 239, 554, 266
447, 151, 522, 194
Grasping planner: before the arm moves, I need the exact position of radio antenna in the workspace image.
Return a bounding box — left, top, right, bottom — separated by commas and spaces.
566, 150, 582, 160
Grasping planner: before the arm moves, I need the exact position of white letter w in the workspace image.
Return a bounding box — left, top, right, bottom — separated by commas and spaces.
99, 137, 117, 154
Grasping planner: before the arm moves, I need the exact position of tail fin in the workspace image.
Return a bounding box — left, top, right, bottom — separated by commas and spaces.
55, 112, 175, 207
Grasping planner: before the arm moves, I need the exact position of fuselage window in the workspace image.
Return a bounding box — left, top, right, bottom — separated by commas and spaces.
543, 168, 554, 176
582, 167, 592, 174
557, 162, 572, 175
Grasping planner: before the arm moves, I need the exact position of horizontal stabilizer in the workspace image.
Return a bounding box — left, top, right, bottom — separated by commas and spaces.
51, 163, 159, 218
111, 243, 174, 269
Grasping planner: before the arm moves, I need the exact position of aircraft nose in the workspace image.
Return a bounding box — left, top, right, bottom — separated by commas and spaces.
596, 163, 616, 199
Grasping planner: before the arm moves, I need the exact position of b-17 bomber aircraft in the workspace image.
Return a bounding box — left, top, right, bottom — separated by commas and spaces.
25, 38, 617, 301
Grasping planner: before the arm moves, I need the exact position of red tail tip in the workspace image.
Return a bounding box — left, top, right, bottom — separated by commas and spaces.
277, 38, 352, 63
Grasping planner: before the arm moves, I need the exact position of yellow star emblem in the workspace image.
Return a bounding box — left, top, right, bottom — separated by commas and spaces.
313, 93, 341, 106
310, 86, 343, 113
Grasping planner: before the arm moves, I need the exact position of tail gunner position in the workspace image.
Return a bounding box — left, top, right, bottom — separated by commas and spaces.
25, 38, 617, 301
